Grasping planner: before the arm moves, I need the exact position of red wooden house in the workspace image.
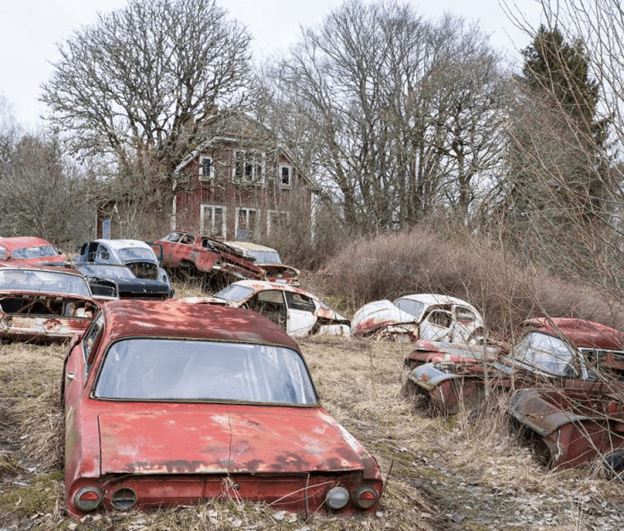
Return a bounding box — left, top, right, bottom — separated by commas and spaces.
170, 116, 318, 241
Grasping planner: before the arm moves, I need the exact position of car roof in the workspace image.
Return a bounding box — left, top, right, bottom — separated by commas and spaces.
0, 236, 56, 251
395, 293, 475, 308
225, 241, 278, 253
0, 263, 82, 276
226, 279, 316, 298
94, 239, 153, 251
522, 317, 624, 350
102, 298, 301, 349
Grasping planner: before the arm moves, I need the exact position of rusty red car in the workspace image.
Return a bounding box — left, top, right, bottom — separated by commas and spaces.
0, 236, 66, 266
0, 265, 100, 343
62, 299, 382, 518
406, 318, 624, 416
152, 231, 266, 288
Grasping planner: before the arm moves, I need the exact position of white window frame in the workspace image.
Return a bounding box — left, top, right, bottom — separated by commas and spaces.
201, 204, 227, 239
233, 149, 265, 186
199, 156, 214, 182
267, 210, 289, 235
279, 164, 292, 188
235, 207, 260, 240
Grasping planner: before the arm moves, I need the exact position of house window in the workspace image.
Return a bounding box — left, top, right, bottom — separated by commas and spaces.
279, 165, 292, 188
199, 156, 214, 181
267, 210, 289, 235
233, 150, 265, 185
201, 205, 227, 239
235, 207, 259, 240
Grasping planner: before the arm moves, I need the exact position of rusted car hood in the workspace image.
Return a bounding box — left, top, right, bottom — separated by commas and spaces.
98, 407, 371, 475
351, 300, 417, 336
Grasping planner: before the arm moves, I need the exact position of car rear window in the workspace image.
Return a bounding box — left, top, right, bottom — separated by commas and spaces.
93, 338, 318, 405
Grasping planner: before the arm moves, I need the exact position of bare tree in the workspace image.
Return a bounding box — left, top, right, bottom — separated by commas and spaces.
41, 0, 255, 232
262, 0, 507, 233
0, 134, 93, 248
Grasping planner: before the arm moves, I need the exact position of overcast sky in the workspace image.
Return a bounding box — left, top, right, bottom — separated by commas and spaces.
0, 0, 544, 130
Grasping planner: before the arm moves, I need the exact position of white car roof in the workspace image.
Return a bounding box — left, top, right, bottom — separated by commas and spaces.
395, 293, 474, 308
96, 239, 153, 251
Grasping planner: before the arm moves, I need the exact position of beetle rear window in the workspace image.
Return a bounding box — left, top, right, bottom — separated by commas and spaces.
94, 338, 318, 405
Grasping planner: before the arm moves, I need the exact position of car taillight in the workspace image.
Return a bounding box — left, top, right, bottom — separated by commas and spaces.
74, 486, 102, 512
111, 487, 137, 511
354, 486, 379, 509
325, 486, 350, 510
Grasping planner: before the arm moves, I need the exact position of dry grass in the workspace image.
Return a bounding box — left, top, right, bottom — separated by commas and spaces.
1, 333, 623, 530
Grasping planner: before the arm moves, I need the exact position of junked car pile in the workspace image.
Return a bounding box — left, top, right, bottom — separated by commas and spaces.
403, 316, 624, 475
6, 232, 624, 520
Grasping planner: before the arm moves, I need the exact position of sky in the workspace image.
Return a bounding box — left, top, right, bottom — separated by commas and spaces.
0, 0, 544, 130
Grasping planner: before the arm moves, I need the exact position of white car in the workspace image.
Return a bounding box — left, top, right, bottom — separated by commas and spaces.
352, 294, 484, 344
214, 280, 350, 337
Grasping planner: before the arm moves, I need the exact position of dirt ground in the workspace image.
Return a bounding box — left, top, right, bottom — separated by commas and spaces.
1, 336, 623, 531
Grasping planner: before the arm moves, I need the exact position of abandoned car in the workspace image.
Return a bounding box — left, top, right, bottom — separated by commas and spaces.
406, 317, 624, 416
75, 239, 173, 292
152, 231, 266, 287
0, 265, 99, 342
0, 236, 66, 266
75, 264, 174, 300
213, 280, 351, 337
225, 241, 301, 285
352, 294, 485, 344
509, 386, 624, 473
62, 299, 383, 518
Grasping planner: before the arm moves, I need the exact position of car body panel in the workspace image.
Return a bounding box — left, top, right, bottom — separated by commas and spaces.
225, 241, 301, 285
76, 264, 173, 300
63, 299, 381, 518
0, 266, 99, 342
352, 294, 484, 344
214, 280, 350, 337
0, 236, 65, 266
509, 387, 624, 469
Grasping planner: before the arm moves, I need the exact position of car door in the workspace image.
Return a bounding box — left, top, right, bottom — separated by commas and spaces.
453, 305, 480, 343
284, 291, 317, 337
419, 309, 454, 342
246, 290, 288, 330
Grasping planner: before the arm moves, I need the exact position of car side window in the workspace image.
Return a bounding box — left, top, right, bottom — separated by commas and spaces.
82, 313, 104, 377
285, 292, 316, 312
427, 310, 453, 328
96, 245, 111, 261
456, 306, 476, 324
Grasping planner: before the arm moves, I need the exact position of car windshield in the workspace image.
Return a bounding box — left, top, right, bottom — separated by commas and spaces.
248, 250, 282, 264
393, 298, 426, 319
214, 283, 255, 302
0, 269, 91, 297
509, 331, 578, 377
94, 338, 318, 404
117, 247, 156, 262
11, 246, 60, 259
78, 265, 135, 280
